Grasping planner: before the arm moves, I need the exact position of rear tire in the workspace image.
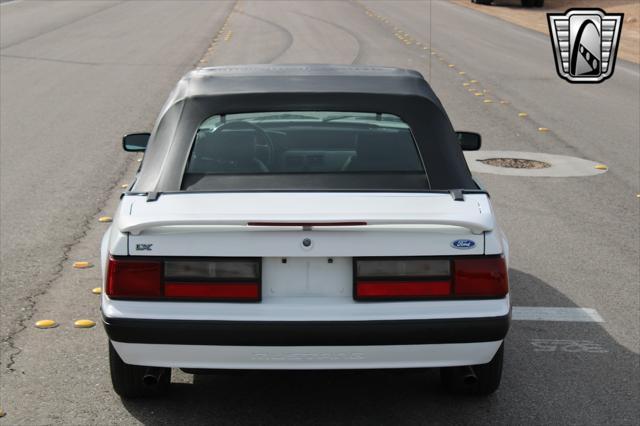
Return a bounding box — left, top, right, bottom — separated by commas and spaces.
109, 341, 171, 398
473, 0, 493, 4
521, 0, 534, 6
440, 343, 504, 396
534, 0, 544, 7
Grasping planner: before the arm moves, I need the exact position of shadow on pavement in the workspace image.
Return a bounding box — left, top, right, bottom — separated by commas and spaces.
121, 269, 639, 425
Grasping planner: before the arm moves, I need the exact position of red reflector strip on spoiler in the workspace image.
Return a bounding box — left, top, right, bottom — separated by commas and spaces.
356, 280, 451, 299
247, 222, 367, 227
164, 282, 260, 300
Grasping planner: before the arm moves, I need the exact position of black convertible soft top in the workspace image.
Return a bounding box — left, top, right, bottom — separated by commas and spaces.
132, 64, 476, 192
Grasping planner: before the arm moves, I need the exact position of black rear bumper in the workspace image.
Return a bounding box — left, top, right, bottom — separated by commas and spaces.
103, 314, 510, 346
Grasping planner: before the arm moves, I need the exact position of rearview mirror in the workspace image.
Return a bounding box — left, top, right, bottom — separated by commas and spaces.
123, 133, 150, 152
455, 131, 481, 151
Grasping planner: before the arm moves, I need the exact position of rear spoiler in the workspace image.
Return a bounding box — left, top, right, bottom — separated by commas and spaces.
119, 216, 494, 236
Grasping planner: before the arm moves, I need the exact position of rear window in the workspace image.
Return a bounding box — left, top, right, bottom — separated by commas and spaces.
181, 111, 427, 191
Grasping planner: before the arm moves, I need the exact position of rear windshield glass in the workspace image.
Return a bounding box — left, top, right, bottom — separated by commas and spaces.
185, 110, 424, 172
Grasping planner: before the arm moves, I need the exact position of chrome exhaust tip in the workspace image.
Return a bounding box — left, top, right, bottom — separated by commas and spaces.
460, 366, 478, 386
142, 367, 163, 387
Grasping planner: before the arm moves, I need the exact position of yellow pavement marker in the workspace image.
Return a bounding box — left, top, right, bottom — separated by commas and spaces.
518, 112, 528, 117
74, 319, 96, 328
0, 408, 5, 418
500, 100, 509, 104
136, 158, 142, 162
463, 82, 470, 87
594, 164, 608, 170
458, 71, 466, 75
98, 216, 112, 223
35, 319, 58, 329
483, 99, 493, 103
469, 79, 478, 83
538, 127, 549, 132
92, 287, 102, 295
120, 184, 128, 188
73, 261, 93, 269
474, 92, 484, 96
448, 64, 455, 68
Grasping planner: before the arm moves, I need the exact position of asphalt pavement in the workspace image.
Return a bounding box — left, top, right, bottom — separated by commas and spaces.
0, 1, 638, 424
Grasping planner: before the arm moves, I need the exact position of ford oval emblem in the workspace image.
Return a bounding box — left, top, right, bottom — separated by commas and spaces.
451, 239, 476, 250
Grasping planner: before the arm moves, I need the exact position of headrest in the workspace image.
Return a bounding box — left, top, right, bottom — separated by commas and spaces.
194, 130, 256, 160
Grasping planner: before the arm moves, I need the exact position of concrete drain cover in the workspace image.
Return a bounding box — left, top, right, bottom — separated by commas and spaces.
478, 158, 551, 169
464, 150, 607, 177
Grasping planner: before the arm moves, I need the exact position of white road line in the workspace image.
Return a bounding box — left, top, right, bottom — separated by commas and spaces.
512, 307, 604, 323
529, 339, 608, 353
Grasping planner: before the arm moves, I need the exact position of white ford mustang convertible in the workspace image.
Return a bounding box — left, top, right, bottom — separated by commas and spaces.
101, 65, 510, 398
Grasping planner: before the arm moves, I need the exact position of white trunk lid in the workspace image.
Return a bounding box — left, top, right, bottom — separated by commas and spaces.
121, 192, 493, 257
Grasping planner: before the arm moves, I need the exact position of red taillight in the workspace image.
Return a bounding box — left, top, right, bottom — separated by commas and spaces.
354, 256, 508, 301
453, 257, 508, 297
107, 257, 163, 298
354, 258, 452, 300
356, 280, 451, 299
164, 282, 260, 300
106, 257, 261, 301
